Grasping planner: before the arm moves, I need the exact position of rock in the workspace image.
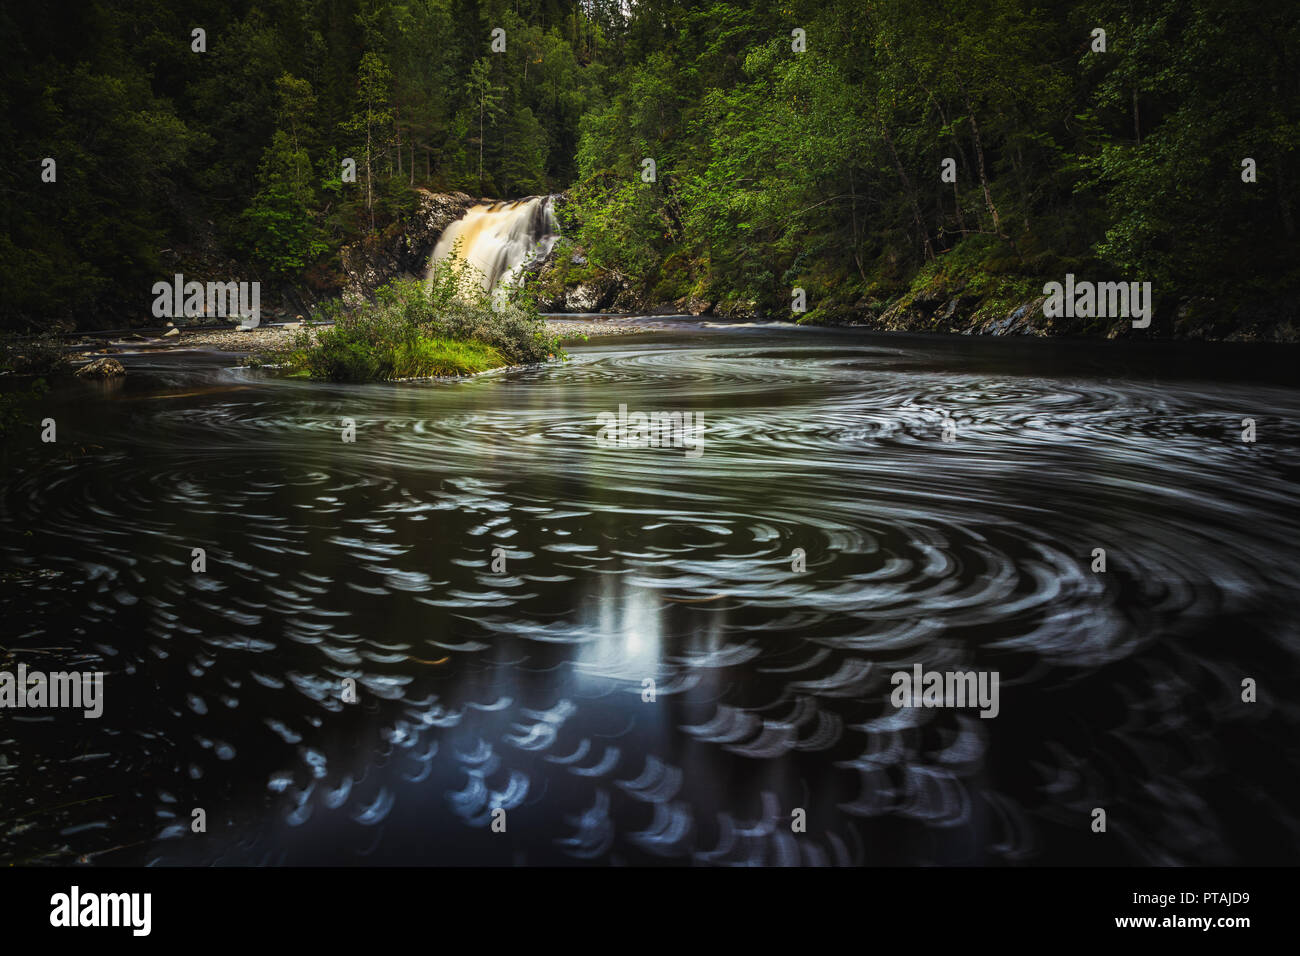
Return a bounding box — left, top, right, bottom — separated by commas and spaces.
611, 285, 643, 312
75, 357, 126, 379
676, 295, 716, 316
338, 189, 477, 305
564, 283, 602, 312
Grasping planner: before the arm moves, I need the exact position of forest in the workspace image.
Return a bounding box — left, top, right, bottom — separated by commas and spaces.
2, 0, 1297, 330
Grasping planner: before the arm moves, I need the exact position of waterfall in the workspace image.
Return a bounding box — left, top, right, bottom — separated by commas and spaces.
427, 195, 560, 295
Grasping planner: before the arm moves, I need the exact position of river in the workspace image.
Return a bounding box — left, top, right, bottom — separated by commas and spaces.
2, 319, 1298, 865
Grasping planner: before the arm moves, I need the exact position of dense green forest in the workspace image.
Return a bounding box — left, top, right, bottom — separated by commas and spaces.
2, 0, 1297, 329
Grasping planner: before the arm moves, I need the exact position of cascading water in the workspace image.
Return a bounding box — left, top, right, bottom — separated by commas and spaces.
427, 195, 560, 294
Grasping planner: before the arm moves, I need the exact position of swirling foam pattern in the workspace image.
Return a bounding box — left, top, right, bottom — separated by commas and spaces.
1, 325, 1298, 865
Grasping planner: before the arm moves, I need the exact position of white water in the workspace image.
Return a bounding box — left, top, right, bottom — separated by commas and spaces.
427, 195, 560, 294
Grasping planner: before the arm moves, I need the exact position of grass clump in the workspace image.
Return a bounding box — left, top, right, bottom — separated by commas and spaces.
289, 249, 564, 382
392, 338, 503, 378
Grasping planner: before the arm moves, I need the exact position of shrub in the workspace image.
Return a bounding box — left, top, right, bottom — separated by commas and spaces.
427, 298, 559, 365
288, 252, 563, 382
298, 338, 387, 381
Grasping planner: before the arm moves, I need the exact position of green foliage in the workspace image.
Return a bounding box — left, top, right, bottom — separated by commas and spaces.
289, 260, 562, 382
391, 337, 504, 378
0, 0, 609, 327
1077, 0, 1300, 296
240, 74, 329, 277
2, 0, 1297, 329
0, 41, 203, 323
569, 0, 1300, 313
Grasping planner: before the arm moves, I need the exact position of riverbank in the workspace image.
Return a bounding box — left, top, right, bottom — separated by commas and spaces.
531, 235, 1300, 344
64, 317, 647, 362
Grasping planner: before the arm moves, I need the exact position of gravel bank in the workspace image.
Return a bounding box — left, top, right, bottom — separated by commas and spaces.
85, 318, 647, 357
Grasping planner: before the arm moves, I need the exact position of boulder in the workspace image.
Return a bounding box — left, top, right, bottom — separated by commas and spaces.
564, 283, 603, 312
75, 357, 126, 379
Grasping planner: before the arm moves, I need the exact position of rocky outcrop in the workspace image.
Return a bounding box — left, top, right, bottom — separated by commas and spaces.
1167, 292, 1300, 343
805, 284, 1300, 342
338, 190, 478, 305
854, 289, 1065, 336
530, 249, 720, 316
528, 248, 611, 312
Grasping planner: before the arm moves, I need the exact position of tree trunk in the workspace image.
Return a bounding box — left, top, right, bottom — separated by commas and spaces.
1014, 144, 1030, 232
365, 121, 374, 233
916, 79, 970, 239
961, 87, 1002, 236
849, 167, 867, 282
879, 119, 935, 261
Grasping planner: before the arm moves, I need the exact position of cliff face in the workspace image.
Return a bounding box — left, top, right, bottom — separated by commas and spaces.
337, 190, 479, 305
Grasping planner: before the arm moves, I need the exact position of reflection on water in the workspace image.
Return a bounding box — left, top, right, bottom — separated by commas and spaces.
1, 324, 1298, 865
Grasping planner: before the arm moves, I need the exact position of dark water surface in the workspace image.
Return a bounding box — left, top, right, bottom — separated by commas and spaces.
2, 322, 1298, 865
